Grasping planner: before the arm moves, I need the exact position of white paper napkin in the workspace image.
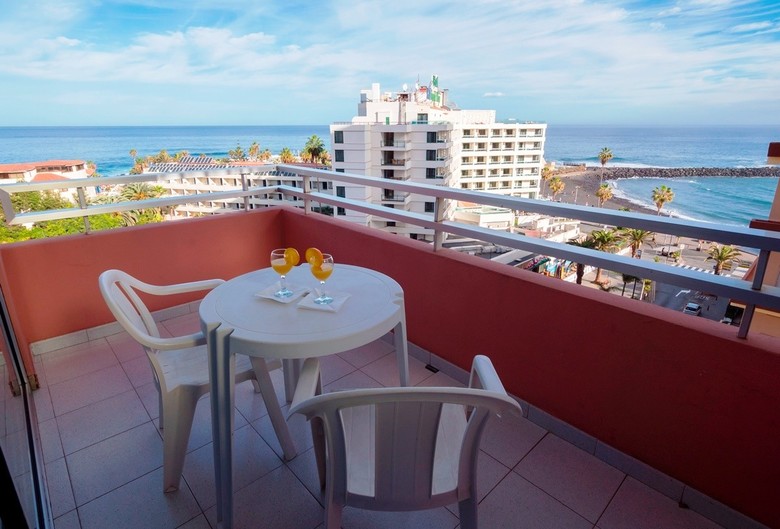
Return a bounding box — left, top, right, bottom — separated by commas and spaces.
297, 290, 351, 312
254, 282, 310, 303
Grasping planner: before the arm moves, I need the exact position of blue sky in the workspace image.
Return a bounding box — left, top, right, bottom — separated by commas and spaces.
1, 0, 778, 126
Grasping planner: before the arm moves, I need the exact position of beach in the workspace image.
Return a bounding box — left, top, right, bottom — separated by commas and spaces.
548, 167, 657, 214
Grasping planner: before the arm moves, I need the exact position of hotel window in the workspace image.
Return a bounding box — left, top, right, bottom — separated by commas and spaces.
336, 186, 345, 198
417, 113, 428, 123
334, 131, 344, 144
335, 150, 344, 162
336, 168, 345, 173
427, 132, 437, 143
424, 202, 435, 213
426, 150, 436, 161
426, 168, 436, 179
337, 207, 346, 216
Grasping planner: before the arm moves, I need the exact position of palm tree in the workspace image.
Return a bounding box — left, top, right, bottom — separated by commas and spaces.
589, 229, 621, 284
260, 148, 272, 161
121, 183, 163, 202
248, 141, 261, 161
706, 244, 742, 275
567, 236, 595, 285
228, 143, 246, 161
548, 177, 565, 201
651, 185, 674, 215
620, 228, 654, 258
598, 147, 613, 184
279, 147, 296, 164
129, 149, 137, 161
301, 135, 326, 164
540, 166, 552, 197
595, 183, 613, 207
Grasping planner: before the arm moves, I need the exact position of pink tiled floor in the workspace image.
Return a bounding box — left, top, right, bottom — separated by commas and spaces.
36, 311, 739, 529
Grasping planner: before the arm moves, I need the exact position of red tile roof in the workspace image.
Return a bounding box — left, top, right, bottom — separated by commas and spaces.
0, 160, 86, 172
31, 172, 69, 182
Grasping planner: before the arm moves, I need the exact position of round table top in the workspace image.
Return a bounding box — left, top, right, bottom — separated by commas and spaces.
199, 264, 405, 359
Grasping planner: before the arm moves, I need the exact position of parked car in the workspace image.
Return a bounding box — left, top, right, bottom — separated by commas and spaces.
683, 302, 702, 316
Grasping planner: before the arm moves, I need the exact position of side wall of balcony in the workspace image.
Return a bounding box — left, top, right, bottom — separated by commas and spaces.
0, 207, 778, 527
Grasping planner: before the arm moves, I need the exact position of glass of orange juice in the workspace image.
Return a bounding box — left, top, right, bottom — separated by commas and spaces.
309, 253, 334, 305
270, 248, 298, 298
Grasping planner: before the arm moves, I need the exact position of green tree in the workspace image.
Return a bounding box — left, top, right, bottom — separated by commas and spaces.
548, 177, 565, 200
589, 229, 621, 284
119, 183, 166, 226
598, 147, 613, 184
228, 143, 246, 161
595, 183, 613, 207
248, 141, 261, 160
279, 147, 296, 164
301, 135, 326, 164
540, 166, 552, 197
567, 236, 596, 285
620, 228, 654, 258
651, 185, 674, 215
706, 244, 742, 275
260, 148, 272, 161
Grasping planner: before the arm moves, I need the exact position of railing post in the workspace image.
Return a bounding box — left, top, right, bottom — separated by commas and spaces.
241, 173, 250, 211
433, 196, 446, 251
302, 174, 311, 214
77, 187, 91, 234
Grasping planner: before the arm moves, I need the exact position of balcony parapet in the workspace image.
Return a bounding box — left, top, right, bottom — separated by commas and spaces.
1, 164, 779, 340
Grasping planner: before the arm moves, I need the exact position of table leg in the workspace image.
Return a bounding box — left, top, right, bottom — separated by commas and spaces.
207, 323, 236, 529
283, 358, 303, 402
394, 320, 410, 386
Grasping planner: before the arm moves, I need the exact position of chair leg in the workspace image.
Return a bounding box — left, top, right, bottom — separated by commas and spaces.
161, 390, 199, 493
250, 357, 297, 460
324, 501, 343, 529
311, 416, 326, 489
458, 497, 478, 529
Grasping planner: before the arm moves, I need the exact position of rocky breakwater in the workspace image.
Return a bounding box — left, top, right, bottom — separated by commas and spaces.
601, 166, 780, 180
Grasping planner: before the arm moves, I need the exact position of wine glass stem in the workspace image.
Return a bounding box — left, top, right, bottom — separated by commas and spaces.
280, 275, 287, 291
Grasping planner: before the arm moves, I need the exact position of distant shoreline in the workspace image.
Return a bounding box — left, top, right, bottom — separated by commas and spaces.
550, 166, 779, 217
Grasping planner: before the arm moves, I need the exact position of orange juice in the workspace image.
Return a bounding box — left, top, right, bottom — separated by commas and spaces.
271, 258, 293, 275
310, 262, 333, 281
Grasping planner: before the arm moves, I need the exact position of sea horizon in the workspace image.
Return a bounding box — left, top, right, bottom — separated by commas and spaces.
1, 123, 777, 226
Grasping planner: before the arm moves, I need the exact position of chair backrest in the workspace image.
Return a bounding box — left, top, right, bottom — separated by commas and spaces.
292, 355, 521, 511
98, 269, 217, 353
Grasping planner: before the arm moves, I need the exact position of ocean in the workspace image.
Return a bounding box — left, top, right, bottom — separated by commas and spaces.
0, 124, 778, 226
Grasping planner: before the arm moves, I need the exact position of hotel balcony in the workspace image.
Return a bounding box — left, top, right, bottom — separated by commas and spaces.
1, 166, 779, 529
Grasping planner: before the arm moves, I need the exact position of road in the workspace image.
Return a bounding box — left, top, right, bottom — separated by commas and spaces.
653, 281, 730, 322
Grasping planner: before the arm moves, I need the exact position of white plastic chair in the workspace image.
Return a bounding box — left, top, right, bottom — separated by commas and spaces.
98, 269, 296, 493
290, 354, 521, 529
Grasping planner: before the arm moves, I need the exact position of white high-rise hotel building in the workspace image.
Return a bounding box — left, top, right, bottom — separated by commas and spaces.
330, 77, 547, 240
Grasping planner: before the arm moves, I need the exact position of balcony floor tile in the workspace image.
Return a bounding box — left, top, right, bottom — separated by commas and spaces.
36, 321, 739, 529
597, 477, 723, 529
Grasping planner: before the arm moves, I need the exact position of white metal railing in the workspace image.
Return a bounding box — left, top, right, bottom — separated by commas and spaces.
1, 164, 779, 338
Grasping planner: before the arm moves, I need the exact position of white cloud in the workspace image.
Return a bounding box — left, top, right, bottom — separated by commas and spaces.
0, 0, 778, 125
729, 21, 773, 33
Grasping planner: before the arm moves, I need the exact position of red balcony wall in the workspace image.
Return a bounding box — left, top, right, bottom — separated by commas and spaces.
0, 207, 778, 526
282, 209, 780, 528
0, 208, 284, 371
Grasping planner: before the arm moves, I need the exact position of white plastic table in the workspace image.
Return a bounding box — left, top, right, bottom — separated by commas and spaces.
199, 264, 408, 529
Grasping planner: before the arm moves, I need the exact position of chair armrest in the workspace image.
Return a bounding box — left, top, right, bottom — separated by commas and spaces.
134, 278, 225, 296
469, 355, 522, 417
290, 358, 322, 416
141, 332, 205, 351
468, 355, 505, 394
